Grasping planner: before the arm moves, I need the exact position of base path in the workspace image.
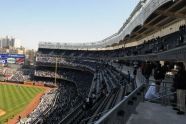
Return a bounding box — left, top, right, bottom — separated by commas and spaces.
0, 109, 6, 117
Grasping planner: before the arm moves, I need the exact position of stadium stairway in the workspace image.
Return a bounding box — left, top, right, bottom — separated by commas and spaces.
59, 64, 144, 124
127, 102, 186, 124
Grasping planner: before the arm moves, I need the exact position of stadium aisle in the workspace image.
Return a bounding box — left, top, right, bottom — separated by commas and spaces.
127, 102, 186, 124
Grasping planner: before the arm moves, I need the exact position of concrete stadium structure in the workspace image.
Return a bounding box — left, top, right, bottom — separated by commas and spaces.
34, 0, 186, 124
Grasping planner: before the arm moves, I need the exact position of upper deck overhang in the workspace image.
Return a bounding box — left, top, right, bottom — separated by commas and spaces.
117, 0, 186, 45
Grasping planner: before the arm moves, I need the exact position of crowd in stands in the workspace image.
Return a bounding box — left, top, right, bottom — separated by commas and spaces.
58, 63, 134, 123
36, 55, 69, 65
36, 55, 98, 72
24, 89, 57, 123
37, 25, 186, 59
35, 70, 64, 79
8, 71, 25, 82
34, 67, 93, 99
71, 59, 100, 70
36, 81, 55, 86
53, 59, 185, 123
31, 24, 186, 123
0, 67, 15, 77
43, 81, 82, 124
0, 66, 34, 82
34, 55, 132, 123
8, 68, 33, 82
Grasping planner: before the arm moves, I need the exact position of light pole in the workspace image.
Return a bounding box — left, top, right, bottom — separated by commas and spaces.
54, 57, 58, 86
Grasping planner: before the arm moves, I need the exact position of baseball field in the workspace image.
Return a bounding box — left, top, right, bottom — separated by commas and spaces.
0, 83, 45, 124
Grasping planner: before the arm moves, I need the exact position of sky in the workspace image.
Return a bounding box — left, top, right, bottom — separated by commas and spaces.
0, 0, 139, 49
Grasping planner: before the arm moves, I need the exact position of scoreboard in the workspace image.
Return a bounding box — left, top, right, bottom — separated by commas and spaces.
0, 54, 25, 64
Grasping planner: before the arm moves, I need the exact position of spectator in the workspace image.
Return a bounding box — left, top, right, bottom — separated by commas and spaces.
127, 71, 131, 84
154, 62, 165, 94
102, 80, 107, 95
142, 61, 153, 84
173, 62, 186, 115
133, 67, 137, 88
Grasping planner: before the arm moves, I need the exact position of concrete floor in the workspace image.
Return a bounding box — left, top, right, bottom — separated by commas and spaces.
127, 102, 186, 124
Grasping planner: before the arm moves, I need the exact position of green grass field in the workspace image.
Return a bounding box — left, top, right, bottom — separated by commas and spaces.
0, 83, 45, 123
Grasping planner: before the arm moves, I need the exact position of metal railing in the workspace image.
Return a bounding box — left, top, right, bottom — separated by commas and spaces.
95, 84, 146, 124
58, 103, 83, 124
146, 92, 176, 103
145, 79, 174, 106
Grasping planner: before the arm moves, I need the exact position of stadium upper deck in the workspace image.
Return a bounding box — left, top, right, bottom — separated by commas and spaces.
38, 0, 186, 50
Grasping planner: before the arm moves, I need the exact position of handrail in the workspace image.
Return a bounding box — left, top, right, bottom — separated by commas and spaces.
81, 109, 110, 123
58, 103, 83, 124
146, 92, 176, 103
95, 84, 146, 124
147, 84, 172, 89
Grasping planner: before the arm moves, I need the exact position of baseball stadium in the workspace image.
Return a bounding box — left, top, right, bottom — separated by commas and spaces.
1, 0, 186, 124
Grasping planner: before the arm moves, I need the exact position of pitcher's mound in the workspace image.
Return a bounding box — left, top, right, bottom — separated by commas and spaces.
0, 109, 6, 117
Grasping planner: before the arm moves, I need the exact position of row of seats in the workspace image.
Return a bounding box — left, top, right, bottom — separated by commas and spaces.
35, 47, 135, 124
35, 56, 98, 72
26, 89, 57, 123
34, 67, 94, 99
83, 65, 131, 123
43, 81, 81, 124
37, 26, 186, 59
59, 63, 133, 124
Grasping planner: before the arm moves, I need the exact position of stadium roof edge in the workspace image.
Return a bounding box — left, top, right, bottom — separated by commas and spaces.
38, 0, 184, 50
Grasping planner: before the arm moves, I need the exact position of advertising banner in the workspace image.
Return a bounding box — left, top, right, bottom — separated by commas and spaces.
0, 59, 7, 64
0, 54, 25, 64
7, 58, 16, 64
16, 58, 25, 64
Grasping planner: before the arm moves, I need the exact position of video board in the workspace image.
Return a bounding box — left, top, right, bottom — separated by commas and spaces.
0, 54, 25, 64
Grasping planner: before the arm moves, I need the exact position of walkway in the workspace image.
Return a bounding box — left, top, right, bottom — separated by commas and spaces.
127, 102, 186, 124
